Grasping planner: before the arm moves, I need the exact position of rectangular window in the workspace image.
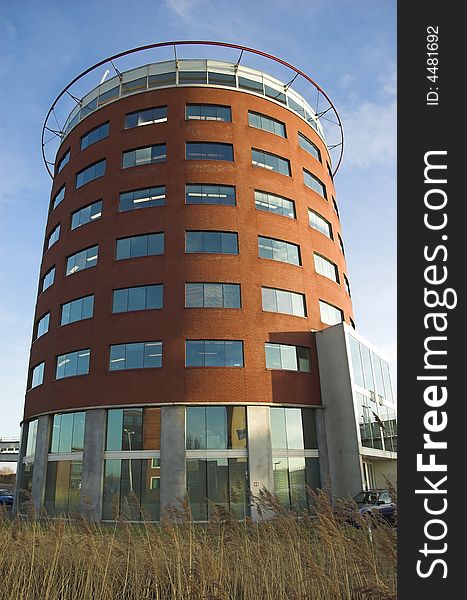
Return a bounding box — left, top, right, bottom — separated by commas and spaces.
109, 342, 162, 370
303, 169, 327, 198
76, 159, 106, 188
186, 104, 231, 122
125, 106, 167, 128
61, 295, 94, 325
254, 190, 295, 218
50, 412, 86, 453
314, 253, 339, 283
47, 224, 60, 249
31, 362, 45, 388
319, 300, 343, 325
332, 197, 340, 216
238, 76, 263, 93
327, 161, 334, 181
35, 312, 50, 339
185, 231, 238, 254
185, 283, 241, 308
258, 236, 300, 265
344, 274, 351, 296
252, 149, 290, 175
308, 209, 332, 238
178, 71, 207, 84
112, 285, 163, 313
52, 186, 65, 210
338, 234, 345, 255
80, 122, 109, 150
248, 111, 286, 137
207, 72, 236, 87
262, 287, 306, 317
298, 132, 321, 162
122, 145, 166, 168
66, 245, 98, 275
265, 85, 286, 104
116, 233, 164, 260
270, 407, 318, 450
56, 349, 90, 379
57, 149, 70, 173
106, 407, 161, 451
71, 200, 103, 230
41, 266, 55, 292
265, 343, 311, 372
186, 406, 247, 450
44, 460, 83, 516
119, 187, 166, 211
186, 340, 244, 367
122, 76, 147, 94
186, 142, 233, 161
148, 72, 176, 87
349, 335, 365, 388
185, 184, 236, 206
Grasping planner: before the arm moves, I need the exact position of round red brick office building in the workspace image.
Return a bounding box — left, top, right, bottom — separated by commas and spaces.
17, 43, 354, 521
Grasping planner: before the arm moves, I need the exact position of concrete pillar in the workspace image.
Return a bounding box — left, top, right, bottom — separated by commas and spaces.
160, 405, 186, 516
13, 422, 28, 515
247, 405, 273, 521
31, 415, 52, 515
80, 409, 106, 521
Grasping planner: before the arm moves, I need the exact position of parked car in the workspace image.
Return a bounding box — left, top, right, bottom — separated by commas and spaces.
353, 489, 396, 525
0, 489, 14, 506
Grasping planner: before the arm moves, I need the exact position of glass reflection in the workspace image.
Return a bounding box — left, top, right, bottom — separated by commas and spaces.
186, 407, 247, 450
44, 460, 82, 516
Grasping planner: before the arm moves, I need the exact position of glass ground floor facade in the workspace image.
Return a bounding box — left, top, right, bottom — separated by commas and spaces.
17, 404, 323, 522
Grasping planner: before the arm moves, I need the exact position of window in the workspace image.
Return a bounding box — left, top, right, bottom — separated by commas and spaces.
179, 70, 207, 84
332, 196, 340, 217
251, 149, 290, 175
186, 340, 244, 367
262, 288, 306, 317
123, 145, 166, 168
308, 209, 332, 238
149, 72, 176, 87
109, 342, 162, 370
46, 224, 60, 249
270, 408, 318, 449
265, 343, 310, 372
273, 456, 320, 512
248, 112, 286, 137
116, 233, 164, 260
80, 122, 109, 150
265, 85, 286, 104
44, 461, 83, 516
258, 236, 300, 266
186, 231, 238, 254
187, 458, 249, 520
31, 362, 45, 388
185, 184, 236, 206
355, 392, 384, 450
344, 274, 351, 296
25, 419, 38, 457
255, 190, 295, 218
314, 253, 339, 283
319, 300, 343, 325
338, 233, 345, 255
186, 104, 231, 122
66, 245, 98, 275
303, 169, 327, 198
52, 186, 65, 210
41, 266, 55, 292
238, 76, 263, 93
56, 149, 70, 173
119, 187, 166, 211
112, 285, 163, 313
185, 283, 241, 308
186, 406, 247, 450
327, 161, 334, 181
76, 160, 106, 188
122, 76, 147, 94
35, 313, 50, 339
349, 335, 365, 388
61, 295, 94, 325
71, 201, 102, 229
125, 106, 167, 128
106, 407, 161, 451
56, 349, 90, 379
186, 142, 233, 161
298, 132, 321, 162
50, 412, 86, 453
207, 72, 236, 87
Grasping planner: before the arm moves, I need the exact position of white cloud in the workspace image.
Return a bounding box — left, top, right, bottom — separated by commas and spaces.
340, 100, 396, 168
164, 0, 207, 21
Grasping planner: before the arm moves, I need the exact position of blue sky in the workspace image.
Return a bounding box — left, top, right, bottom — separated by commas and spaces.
0, 0, 396, 439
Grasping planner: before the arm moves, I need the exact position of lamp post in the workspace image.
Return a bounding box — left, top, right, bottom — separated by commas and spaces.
124, 428, 135, 492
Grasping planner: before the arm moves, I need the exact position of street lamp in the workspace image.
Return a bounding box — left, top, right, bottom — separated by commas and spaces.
124, 428, 135, 492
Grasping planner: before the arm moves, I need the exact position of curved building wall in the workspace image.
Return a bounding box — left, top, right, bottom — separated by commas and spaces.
25, 85, 353, 421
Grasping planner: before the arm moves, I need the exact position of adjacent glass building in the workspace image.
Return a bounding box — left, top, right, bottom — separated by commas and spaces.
16, 42, 395, 521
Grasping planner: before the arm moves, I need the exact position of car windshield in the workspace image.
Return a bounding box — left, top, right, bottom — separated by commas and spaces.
353, 490, 380, 504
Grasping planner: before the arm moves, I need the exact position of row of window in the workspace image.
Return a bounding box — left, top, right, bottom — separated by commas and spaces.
48, 185, 342, 252
29, 340, 314, 389
41, 233, 349, 295
57, 104, 326, 175
35, 284, 343, 343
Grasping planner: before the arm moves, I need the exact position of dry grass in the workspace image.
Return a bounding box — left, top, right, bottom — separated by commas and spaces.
0, 490, 396, 600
